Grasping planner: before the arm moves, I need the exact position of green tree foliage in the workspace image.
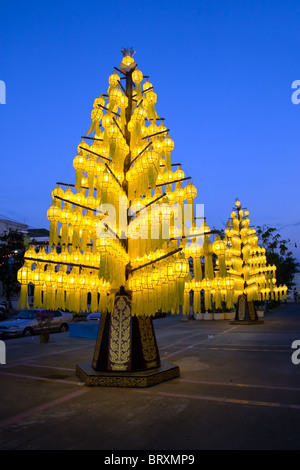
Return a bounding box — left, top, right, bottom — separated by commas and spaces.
256, 226, 299, 290
0, 230, 27, 309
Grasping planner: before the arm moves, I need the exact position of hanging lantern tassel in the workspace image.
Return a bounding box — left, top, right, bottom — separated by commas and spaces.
186, 182, 197, 227
109, 139, 116, 161
120, 107, 126, 127
80, 288, 88, 313
99, 254, 109, 282
194, 257, 202, 282
17, 266, 31, 310
147, 101, 156, 121
52, 285, 57, 311
183, 289, 190, 316
33, 286, 42, 310
186, 198, 194, 227
219, 254, 227, 277
72, 217, 81, 248
99, 291, 108, 313
204, 254, 214, 280
87, 108, 103, 136
74, 287, 81, 314
132, 70, 143, 100
205, 289, 212, 311
56, 287, 65, 311
66, 287, 73, 313
194, 290, 201, 314
108, 97, 117, 112
177, 277, 185, 307
73, 151, 86, 192
75, 168, 82, 191
90, 289, 99, 312
18, 284, 29, 310
148, 164, 156, 189
165, 150, 171, 171
61, 223, 69, 246
47, 204, 60, 247
135, 121, 142, 140
214, 290, 222, 310
107, 293, 115, 315
119, 94, 128, 128
50, 221, 59, 247
133, 81, 141, 99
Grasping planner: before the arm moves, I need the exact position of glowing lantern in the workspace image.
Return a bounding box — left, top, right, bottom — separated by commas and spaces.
163, 135, 174, 171
73, 155, 85, 190
108, 72, 120, 90
132, 69, 143, 99
60, 205, 71, 245
17, 265, 32, 310
175, 258, 189, 278
119, 94, 128, 126
123, 56, 135, 67
47, 203, 61, 246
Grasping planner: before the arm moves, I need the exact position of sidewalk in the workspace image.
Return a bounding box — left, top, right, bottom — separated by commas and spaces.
1, 303, 300, 450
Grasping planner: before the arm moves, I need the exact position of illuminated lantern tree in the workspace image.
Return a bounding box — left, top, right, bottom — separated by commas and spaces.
223, 200, 288, 323
17, 49, 216, 387
183, 222, 236, 318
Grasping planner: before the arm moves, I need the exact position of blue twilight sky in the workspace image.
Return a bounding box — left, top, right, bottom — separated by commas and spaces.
0, 0, 299, 259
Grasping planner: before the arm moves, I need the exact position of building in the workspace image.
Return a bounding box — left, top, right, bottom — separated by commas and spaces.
27, 228, 49, 244
0, 218, 49, 306
0, 216, 28, 235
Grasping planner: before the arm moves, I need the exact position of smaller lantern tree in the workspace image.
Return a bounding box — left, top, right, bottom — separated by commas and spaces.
224, 201, 287, 323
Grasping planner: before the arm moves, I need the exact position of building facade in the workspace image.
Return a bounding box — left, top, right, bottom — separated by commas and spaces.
0, 217, 28, 235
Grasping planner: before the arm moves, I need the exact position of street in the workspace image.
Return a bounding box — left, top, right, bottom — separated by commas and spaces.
0, 303, 300, 450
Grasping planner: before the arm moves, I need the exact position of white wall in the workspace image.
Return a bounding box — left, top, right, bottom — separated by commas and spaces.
0, 218, 28, 235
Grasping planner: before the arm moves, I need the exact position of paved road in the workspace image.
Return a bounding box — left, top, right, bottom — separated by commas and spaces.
0, 303, 300, 450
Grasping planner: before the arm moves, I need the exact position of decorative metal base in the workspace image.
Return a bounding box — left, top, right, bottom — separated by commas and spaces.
231, 293, 264, 325
76, 361, 180, 388
92, 295, 162, 372
76, 293, 180, 388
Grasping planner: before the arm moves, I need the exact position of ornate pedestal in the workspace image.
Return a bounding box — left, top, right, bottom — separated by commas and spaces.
231, 293, 264, 325
76, 294, 180, 387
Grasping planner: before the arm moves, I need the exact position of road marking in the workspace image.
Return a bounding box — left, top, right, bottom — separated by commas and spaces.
0, 371, 82, 386
134, 389, 300, 411
179, 379, 300, 393
0, 388, 92, 429
2, 344, 90, 368
203, 347, 289, 353
164, 327, 237, 359
22, 363, 75, 371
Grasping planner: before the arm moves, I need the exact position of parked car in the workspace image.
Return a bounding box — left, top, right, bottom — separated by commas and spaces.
86, 312, 101, 321
0, 302, 9, 314
0, 309, 73, 338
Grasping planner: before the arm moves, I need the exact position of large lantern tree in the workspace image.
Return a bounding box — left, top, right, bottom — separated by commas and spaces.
18, 49, 219, 387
